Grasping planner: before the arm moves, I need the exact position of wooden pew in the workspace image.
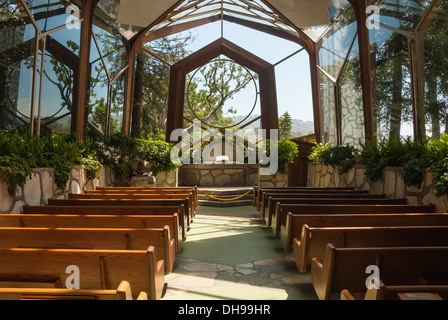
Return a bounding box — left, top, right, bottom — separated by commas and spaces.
295, 225, 448, 273
341, 284, 448, 300
0, 226, 176, 274
253, 187, 356, 209
0, 214, 182, 252
23, 205, 186, 244
281, 212, 448, 252
68, 193, 195, 220
311, 244, 448, 300
0, 246, 165, 300
96, 187, 198, 209
85, 189, 198, 210
47, 198, 193, 227
0, 280, 147, 300
264, 193, 388, 225
273, 203, 436, 237
257, 188, 367, 214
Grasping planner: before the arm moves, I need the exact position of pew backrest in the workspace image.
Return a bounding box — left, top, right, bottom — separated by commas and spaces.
0, 280, 147, 300
0, 246, 165, 300
0, 226, 175, 274
271, 202, 429, 236
281, 212, 448, 252
311, 244, 448, 300
295, 225, 448, 272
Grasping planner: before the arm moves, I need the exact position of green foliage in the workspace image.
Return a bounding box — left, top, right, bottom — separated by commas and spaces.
430, 135, 448, 197
262, 140, 299, 175
309, 143, 357, 174
358, 135, 448, 196
88, 132, 181, 186
279, 112, 293, 140
277, 140, 299, 174
0, 129, 102, 195
136, 139, 180, 176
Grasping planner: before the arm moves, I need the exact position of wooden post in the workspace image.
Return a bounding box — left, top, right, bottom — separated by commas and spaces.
73, 0, 99, 140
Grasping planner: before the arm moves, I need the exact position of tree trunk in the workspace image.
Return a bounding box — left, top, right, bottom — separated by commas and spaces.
389, 37, 403, 139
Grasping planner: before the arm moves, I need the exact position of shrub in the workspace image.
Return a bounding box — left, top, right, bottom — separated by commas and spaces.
0, 129, 102, 195
309, 143, 358, 174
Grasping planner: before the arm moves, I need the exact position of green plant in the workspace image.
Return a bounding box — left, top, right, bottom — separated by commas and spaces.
260, 140, 298, 174
137, 139, 181, 176
309, 143, 358, 174
0, 129, 103, 193
80, 156, 103, 180
429, 134, 448, 197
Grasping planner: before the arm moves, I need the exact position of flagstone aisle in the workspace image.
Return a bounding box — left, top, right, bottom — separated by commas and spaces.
162, 206, 318, 300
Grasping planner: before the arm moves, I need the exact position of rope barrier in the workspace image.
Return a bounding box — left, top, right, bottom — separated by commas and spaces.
199, 188, 253, 202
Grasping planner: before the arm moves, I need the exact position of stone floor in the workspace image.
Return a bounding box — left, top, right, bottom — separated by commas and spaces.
161, 205, 318, 300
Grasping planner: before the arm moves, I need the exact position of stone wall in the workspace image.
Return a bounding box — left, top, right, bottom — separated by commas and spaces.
178, 163, 289, 188
258, 171, 289, 188
307, 162, 448, 213
130, 169, 179, 188
0, 165, 115, 214
179, 164, 259, 187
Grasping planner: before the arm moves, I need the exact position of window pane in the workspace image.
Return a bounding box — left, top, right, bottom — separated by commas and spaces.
370, 28, 413, 140
424, 1, 448, 138
319, 70, 337, 144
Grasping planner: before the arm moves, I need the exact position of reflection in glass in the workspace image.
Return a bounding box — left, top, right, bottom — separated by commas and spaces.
370, 27, 413, 140
424, 2, 448, 138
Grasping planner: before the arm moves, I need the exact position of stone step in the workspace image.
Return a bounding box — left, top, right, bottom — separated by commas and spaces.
197, 187, 254, 207
198, 199, 253, 207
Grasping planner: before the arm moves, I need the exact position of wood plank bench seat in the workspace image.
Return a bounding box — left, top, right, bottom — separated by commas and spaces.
263, 193, 388, 225
341, 284, 448, 300
0, 246, 165, 300
23, 205, 186, 244
253, 187, 356, 208
96, 187, 198, 209
281, 212, 448, 252
311, 244, 448, 300
47, 198, 193, 227
0, 226, 176, 274
256, 188, 367, 213
265, 198, 407, 235
0, 280, 147, 300
0, 213, 183, 252
295, 225, 448, 273
68, 193, 195, 219
85, 189, 198, 210
273, 203, 435, 237
0, 281, 147, 300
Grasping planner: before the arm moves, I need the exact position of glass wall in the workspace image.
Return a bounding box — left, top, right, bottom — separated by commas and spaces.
423, 1, 448, 138
87, 4, 128, 137
0, 0, 81, 135
1, 1, 36, 130
316, 4, 364, 147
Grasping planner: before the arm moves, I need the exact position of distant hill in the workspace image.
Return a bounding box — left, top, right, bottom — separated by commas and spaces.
231, 115, 314, 137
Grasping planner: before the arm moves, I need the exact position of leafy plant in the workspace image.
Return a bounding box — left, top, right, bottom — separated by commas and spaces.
260, 140, 299, 174
309, 143, 358, 174
0, 129, 102, 194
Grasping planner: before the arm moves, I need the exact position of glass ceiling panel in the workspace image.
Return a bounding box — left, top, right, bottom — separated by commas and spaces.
318, 5, 357, 79
370, 0, 432, 32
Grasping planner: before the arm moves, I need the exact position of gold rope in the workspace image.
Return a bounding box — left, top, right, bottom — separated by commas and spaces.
199, 189, 253, 202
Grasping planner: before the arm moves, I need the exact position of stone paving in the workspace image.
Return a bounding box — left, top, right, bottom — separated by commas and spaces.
162, 206, 318, 300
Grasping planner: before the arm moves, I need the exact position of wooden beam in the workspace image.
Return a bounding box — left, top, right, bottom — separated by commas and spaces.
166, 38, 279, 143
139, 15, 222, 44
308, 44, 322, 143
73, 0, 99, 139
